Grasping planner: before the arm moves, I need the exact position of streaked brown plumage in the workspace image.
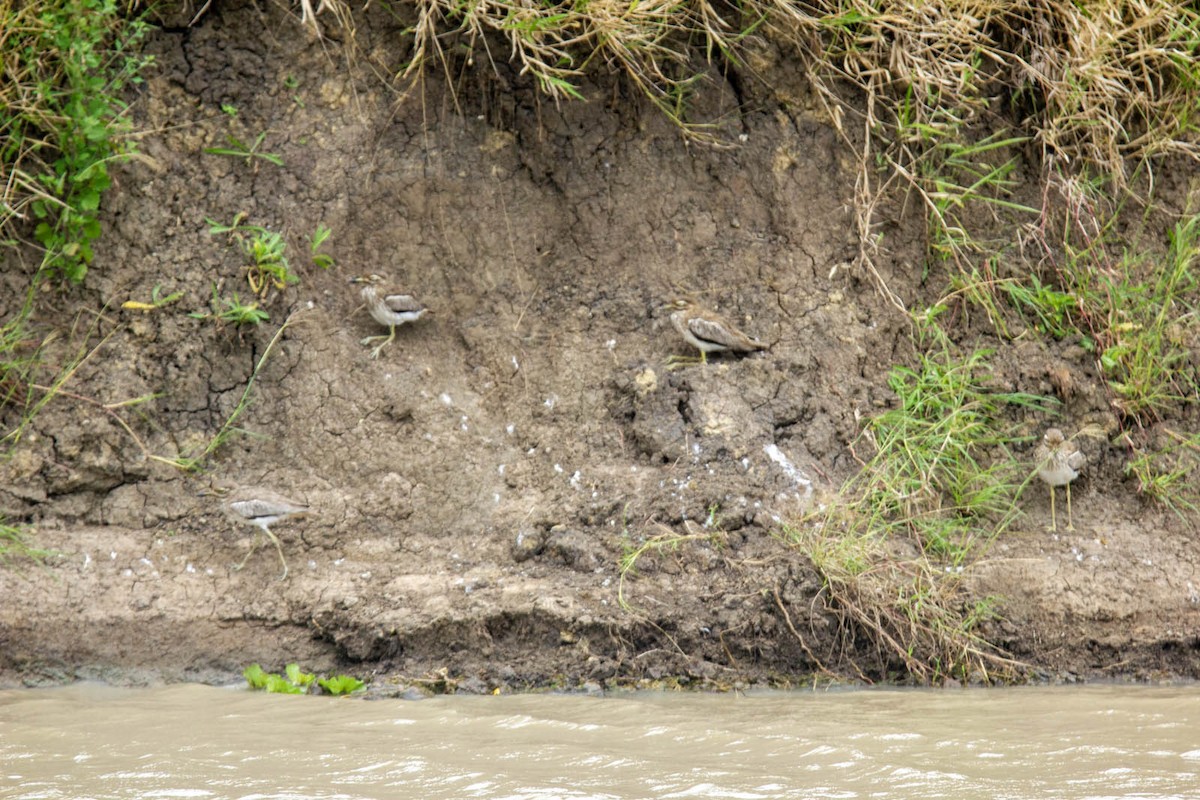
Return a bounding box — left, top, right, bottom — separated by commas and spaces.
667, 299, 767, 366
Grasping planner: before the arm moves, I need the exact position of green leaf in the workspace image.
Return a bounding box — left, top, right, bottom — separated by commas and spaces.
77, 188, 101, 211
285, 663, 315, 687
243, 663, 269, 689
264, 674, 304, 694
318, 674, 366, 695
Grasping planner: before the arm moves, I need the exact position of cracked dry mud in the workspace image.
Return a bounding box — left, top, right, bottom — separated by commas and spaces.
2, 2, 1198, 690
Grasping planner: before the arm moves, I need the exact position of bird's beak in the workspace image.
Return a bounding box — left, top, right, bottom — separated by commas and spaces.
348, 276, 364, 284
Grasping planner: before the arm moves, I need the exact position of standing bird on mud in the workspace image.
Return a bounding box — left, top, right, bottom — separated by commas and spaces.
1035, 428, 1085, 532
349, 273, 430, 359
666, 298, 767, 367
199, 480, 310, 580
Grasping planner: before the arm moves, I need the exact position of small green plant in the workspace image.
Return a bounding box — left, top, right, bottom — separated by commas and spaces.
244, 663, 366, 696
285, 663, 317, 689
220, 103, 238, 116
242, 229, 297, 297
206, 217, 298, 300
121, 284, 184, 312
204, 131, 284, 167
192, 285, 269, 326
618, 520, 726, 610
309, 224, 334, 269
244, 663, 307, 694
0, 519, 54, 569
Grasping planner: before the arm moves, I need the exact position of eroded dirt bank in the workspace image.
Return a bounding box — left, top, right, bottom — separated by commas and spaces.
2, 2, 1199, 691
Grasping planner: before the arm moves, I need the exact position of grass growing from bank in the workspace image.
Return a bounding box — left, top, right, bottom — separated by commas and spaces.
0, 518, 54, 568
1, 0, 153, 464
0, 0, 152, 284
781, 324, 1054, 683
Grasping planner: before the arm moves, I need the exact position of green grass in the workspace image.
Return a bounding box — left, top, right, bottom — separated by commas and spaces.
618, 514, 727, 611
1, 0, 153, 284
1124, 429, 1200, 521
0, 519, 54, 568
970, 212, 1200, 428
1093, 219, 1200, 423
782, 522, 1017, 684
203, 131, 284, 168
845, 320, 1054, 561
0, 290, 40, 427
778, 319, 1055, 683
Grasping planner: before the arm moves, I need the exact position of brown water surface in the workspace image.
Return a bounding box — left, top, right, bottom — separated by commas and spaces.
2, 684, 1198, 798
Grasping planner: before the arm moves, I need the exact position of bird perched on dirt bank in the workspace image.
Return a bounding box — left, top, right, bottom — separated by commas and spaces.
349, 273, 430, 359
199, 480, 309, 580
666, 298, 767, 367
1035, 428, 1085, 532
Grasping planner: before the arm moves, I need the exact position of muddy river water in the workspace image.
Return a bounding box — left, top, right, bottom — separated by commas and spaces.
1, 683, 1198, 798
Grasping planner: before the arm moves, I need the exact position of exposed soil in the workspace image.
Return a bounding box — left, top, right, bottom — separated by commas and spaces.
2, 1, 1199, 691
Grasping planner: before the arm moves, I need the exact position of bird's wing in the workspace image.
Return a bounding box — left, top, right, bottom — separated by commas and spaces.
689, 315, 763, 351
688, 316, 741, 348
1067, 449, 1086, 471
384, 294, 425, 313
230, 497, 308, 518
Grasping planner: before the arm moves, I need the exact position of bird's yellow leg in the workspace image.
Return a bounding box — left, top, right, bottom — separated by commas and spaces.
235, 533, 262, 571
265, 530, 289, 581
1065, 482, 1075, 532
1049, 487, 1058, 532
369, 327, 396, 359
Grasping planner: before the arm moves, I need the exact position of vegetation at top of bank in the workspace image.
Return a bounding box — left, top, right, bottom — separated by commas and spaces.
391, 0, 1200, 167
